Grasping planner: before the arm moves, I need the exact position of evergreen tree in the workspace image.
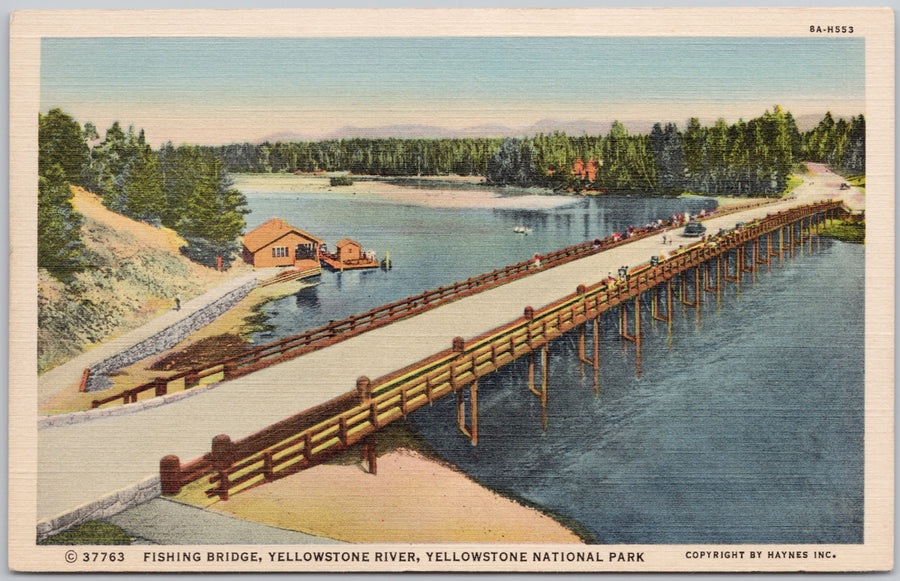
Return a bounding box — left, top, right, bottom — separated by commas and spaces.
841, 115, 866, 174
39, 109, 89, 185
38, 164, 84, 280
485, 138, 537, 187
120, 151, 165, 224
37, 109, 89, 280
176, 152, 249, 269
649, 122, 686, 193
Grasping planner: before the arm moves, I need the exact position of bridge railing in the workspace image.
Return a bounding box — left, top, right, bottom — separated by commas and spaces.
97, 197, 794, 410
160, 200, 842, 500
91, 216, 685, 410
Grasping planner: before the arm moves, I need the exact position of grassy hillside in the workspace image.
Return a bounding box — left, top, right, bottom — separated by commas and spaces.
37, 187, 250, 373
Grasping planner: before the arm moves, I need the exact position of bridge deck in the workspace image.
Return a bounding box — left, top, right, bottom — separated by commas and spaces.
37, 167, 861, 524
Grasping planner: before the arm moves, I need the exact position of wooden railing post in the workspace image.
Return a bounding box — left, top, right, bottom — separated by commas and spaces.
223, 362, 238, 381
356, 376, 372, 404
211, 434, 234, 469
263, 452, 275, 482
211, 434, 234, 501
78, 368, 91, 393
153, 377, 168, 397
184, 372, 200, 390
160, 455, 182, 495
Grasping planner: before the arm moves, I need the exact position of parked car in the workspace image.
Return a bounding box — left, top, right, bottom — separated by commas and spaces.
682, 222, 707, 237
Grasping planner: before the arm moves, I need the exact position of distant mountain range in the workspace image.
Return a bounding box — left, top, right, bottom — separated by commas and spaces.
258, 114, 834, 144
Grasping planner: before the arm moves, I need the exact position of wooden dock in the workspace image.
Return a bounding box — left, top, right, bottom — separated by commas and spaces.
258, 265, 322, 287
320, 254, 379, 271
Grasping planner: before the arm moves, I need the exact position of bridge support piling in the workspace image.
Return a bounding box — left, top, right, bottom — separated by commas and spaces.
715, 255, 723, 308
808, 217, 813, 253
578, 324, 586, 379
752, 240, 758, 285
361, 436, 377, 475
527, 352, 537, 396
456, 380, 478, 446
540, 346, 549, 430
741, 241, 754, 274
634, 294, 642, 378
652, 280, 671, 324
704, 256, 720, 294
790, 222, 797, 257
756, 235, 769, 272
618, 294, 642, 377
695, 267, 702, 325
592, 317, 600, 396
680, 270, 696, 309
666, 279, 674, 342
778, 227, 785, 266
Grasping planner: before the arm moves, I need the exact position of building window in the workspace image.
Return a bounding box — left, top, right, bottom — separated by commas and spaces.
272, 246, 289, 258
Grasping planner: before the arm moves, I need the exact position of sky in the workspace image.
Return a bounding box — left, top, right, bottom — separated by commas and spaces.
40, 36, 865, 146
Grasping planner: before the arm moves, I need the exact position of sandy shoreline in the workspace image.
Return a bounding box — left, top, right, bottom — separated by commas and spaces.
233, 172, 584, 210
188, 423, 588, 544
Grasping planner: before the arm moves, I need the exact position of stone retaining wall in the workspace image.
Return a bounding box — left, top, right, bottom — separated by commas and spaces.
36, 476, 161, 541
84, 279, 257, 392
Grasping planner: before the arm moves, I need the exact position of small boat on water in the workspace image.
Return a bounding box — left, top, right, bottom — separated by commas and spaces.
513, 226, 533, 234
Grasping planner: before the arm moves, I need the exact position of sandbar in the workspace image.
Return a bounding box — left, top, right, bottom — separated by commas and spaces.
233, 173, 582, 210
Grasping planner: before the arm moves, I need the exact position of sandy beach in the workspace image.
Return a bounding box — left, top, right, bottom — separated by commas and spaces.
233, 173, 583, 210
191, 430, 588, 544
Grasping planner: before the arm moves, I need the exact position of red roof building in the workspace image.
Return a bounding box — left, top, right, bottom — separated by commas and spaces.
335, 238, 362, 263
241, 218, 323, 269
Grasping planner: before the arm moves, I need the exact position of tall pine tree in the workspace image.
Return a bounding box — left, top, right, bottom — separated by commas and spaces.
38, 109, 88, 280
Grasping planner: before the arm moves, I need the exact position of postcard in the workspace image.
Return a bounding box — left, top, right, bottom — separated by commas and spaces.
9, 7, 894, 572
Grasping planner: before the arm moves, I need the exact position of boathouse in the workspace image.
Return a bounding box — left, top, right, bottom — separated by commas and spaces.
241, 218, 323, 269
320, 238, 379, 270
335, 239, 362, 263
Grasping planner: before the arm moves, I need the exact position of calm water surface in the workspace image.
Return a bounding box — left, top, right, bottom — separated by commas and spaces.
245, 190, 713, 340
242, 186, 864, 544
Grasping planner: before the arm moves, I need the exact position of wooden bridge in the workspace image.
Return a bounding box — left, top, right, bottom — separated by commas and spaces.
36, 170, 859, 535
156, 200, 847, 502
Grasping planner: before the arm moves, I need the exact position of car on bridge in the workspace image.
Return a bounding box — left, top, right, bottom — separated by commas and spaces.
682, 222, 707, 237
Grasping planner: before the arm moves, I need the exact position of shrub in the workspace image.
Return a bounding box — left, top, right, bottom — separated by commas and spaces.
330, 175, 353, 186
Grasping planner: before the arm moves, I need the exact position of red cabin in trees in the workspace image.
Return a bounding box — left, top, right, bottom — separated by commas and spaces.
573, 158, 599, 182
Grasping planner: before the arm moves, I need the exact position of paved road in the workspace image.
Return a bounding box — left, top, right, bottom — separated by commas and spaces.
102, 498, 340, 545
37, 165, 862, 524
